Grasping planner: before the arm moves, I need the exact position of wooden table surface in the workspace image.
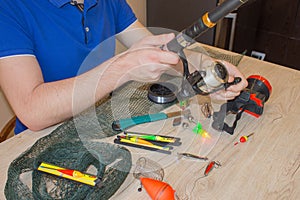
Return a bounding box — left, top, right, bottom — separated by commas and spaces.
1, 47, 299, 200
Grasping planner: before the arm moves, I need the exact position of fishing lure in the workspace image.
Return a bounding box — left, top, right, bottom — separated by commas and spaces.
201, 102, 213, 118
177, 153, 208, 161
204, 161, 221, 176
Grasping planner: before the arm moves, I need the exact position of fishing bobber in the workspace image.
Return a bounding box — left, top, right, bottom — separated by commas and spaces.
234, 133, 255, 145
140, 177, 176, 200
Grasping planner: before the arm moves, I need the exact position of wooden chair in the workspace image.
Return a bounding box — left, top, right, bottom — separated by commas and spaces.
0, 89, 16, 142
0, 116, 16, 143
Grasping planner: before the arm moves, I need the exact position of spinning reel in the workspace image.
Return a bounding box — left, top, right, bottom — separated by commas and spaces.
148, 52, 241, 104
177, 53, 241, 100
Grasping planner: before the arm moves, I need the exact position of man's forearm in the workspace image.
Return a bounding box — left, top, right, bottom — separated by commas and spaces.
0, 56, 128, 131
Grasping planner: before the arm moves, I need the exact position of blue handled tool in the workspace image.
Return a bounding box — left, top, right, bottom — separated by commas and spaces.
112, 111, 182, 131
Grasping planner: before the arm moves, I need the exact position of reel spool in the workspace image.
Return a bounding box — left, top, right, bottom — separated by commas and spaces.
148, 82, 178, 104
191, 61, 230, 95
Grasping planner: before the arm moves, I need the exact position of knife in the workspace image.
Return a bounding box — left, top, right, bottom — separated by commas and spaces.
112, 110, 183, 131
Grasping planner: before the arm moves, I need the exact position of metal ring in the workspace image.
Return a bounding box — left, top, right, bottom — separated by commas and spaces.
148, 83, 178, 104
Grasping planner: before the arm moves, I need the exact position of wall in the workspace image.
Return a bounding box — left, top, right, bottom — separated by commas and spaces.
233, 0, 300, 70
127, 0, 147, 26
115, 0, 147, 53
146, 0, 217, 45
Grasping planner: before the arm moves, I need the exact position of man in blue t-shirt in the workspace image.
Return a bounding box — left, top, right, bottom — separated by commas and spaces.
0, 0, 247, 134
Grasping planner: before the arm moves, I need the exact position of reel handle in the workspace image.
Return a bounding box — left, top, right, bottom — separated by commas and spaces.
224, 77, 242, 90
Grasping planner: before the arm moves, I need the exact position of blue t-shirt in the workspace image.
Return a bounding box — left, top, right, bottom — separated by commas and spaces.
0, 0, 137, 134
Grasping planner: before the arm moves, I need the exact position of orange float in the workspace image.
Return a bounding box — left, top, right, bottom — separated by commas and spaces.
140, 177, 176, 200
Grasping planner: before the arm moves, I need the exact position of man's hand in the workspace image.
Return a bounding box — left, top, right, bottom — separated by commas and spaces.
114, 33, 181, 83
210, 60, 248, 100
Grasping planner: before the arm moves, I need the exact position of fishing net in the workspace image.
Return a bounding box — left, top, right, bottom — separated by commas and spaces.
4, 46, 243, 200
4, 81, 173, 200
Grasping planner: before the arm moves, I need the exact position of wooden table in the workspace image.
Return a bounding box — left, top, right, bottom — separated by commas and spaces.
1, 47, 299, 200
